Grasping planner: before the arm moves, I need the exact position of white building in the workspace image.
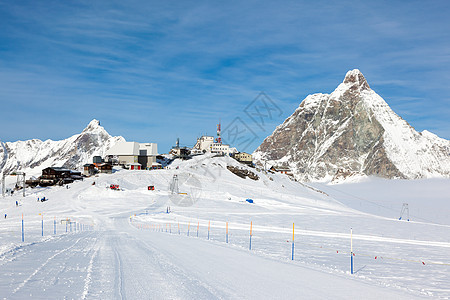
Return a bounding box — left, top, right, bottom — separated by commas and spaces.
105, 142, 158, 169
193, 136, 237, 156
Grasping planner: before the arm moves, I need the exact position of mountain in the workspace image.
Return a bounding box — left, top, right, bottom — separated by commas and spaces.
253, 69, 450, 182
0, 119, 125, 176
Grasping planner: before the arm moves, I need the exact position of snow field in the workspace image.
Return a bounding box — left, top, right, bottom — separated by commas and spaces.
0, 155, 449, 298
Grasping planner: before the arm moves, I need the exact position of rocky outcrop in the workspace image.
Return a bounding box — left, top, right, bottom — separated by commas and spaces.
227, 166, 259, 180
253, 69, 450, 182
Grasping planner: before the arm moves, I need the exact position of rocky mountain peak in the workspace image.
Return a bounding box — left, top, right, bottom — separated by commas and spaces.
342, 69, 370, 91
253, 69, 450, 182
82, 119, 103, 133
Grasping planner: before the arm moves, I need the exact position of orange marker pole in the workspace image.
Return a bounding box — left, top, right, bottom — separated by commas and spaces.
197, 221, 199, 237
249, 221, 253, 250
226, 222, 229, 243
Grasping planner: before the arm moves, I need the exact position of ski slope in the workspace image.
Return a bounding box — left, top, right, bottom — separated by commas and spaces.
0, 155, 449, 299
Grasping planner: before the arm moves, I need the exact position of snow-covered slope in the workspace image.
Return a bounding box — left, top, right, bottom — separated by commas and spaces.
0, 119, 125, 176
0, 155, 449, 298
253, 69, 450, 182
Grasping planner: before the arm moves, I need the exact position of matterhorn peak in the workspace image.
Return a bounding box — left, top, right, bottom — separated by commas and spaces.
343, 69, 370, 90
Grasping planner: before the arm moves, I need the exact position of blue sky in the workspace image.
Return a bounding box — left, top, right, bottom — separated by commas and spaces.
1, 0, 449, 153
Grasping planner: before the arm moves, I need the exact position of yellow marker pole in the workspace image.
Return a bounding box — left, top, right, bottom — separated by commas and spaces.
291, 223, 294, 260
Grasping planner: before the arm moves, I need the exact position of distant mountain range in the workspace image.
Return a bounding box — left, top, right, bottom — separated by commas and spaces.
253, 69, 450, 182
0, 120, 124, 176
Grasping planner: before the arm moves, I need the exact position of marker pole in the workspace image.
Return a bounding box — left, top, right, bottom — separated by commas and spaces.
249, 221, 252, 250
188, 222, 190, 236
197, 221, 199, 237
54, 217, 56, 234
21, 213, 24, 242
169, 223, 171, 234
351, 228, 354, 274
178, 222, 180, 235
41, 214, 44, 236
208, 221, 210, 240
291, 223, 294, 261
226, 222, 228, 243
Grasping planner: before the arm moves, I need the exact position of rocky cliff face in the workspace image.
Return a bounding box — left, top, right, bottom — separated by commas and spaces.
0, 120, 125, 176
253, 69, 450, 182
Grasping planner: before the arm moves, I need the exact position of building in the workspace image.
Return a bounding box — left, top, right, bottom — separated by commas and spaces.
40, 167, 82, 186
93, 156, 103, 164
97, 163, 113, 174
138, 143, 158, 168
234, 152, 253, 165
193, 136, 237, 156
193, 136, 215, 153
105, 142, 158, 169
128, 163, 141, 170
83, 164, 96, 176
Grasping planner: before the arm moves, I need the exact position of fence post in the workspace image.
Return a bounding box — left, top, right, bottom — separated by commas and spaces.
249, 221, 252, 250
291, 223, 294, 260
226, 222, 228, 243
351, 228, 354, 274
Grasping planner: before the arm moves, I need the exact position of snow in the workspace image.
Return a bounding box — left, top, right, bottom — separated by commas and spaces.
0, 155, 449, 298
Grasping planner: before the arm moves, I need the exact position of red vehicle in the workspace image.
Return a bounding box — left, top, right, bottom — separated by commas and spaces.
148, 186, 155, 191
110, 184, 120, 190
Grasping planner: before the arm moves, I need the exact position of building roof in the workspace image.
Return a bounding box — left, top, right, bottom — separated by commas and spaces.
106, 142, 140, 156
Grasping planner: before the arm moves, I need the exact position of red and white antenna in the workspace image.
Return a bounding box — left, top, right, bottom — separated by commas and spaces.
216, 122, 222, 144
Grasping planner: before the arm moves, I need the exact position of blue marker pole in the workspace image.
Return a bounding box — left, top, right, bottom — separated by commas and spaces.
350, 228, 354, 274
21, 213, 24, 242
291, 223, 295, 261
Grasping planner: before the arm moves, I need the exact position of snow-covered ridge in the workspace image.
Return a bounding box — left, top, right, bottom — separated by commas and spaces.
0, 119, 125, 176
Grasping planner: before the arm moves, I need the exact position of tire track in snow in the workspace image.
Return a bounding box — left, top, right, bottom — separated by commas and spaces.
113, 238, 125, 300
12, 236, 83, 294
81, 243, 100, 300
